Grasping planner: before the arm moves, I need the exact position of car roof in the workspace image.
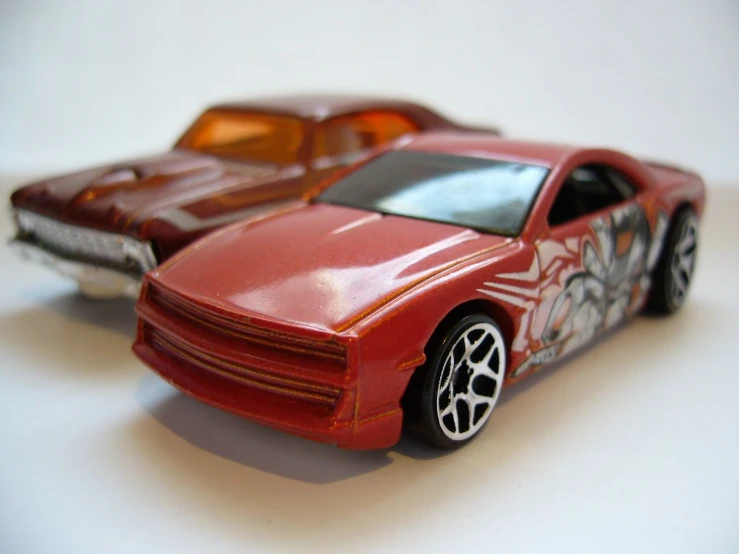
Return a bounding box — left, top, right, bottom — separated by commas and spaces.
211, 94, 439, 121
399, 132, 582, 168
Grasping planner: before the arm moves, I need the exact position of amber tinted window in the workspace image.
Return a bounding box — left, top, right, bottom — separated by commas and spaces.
313, 111, 418, 162
177, 110, 303, 165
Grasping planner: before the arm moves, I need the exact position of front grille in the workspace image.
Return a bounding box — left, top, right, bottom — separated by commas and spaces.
147, 325, 342, 410
149, 284, 347, 371
14, 209, 156, 274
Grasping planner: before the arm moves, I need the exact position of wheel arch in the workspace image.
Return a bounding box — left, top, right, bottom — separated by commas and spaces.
419, 298, 515, 371
647, 200, 696, 275
400, 298, 515, 418
400, 298, 512, 446
645, 201, 698, 314
672, 200, 696, 220
657, 201, 697, 262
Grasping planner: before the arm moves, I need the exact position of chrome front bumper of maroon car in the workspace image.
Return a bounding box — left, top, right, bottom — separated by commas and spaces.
10, 208, 157, 299
10, 237, 144, 298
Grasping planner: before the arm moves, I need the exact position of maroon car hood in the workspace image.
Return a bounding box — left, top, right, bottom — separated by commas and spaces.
10, 150, 295, 234
152, 203, 510, 332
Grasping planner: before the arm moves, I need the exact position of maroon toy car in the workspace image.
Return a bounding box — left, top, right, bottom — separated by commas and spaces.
133, 132, 704, 450
10, 94, 497, 298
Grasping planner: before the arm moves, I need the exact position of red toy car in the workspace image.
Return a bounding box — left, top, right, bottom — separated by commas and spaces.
133, 132, 704, 450
9, 95, 495, 298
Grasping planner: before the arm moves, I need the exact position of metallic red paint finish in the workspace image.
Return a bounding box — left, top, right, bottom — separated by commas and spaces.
11, 95, 495, 262
133, 132, 705, 449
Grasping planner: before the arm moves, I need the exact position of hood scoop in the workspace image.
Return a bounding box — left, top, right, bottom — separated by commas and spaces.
79, 158, 223, 203
95, 168, 141, 187
66, 167, 144, 204
50, 149, 279, 233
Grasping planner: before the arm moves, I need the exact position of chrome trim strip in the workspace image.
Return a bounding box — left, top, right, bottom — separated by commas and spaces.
10, 238, 143, 299
12, 208, 158, 273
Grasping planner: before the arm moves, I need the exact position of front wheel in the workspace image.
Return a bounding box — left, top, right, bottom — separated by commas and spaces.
405, 314, 506, 449
647, 208, 699, 315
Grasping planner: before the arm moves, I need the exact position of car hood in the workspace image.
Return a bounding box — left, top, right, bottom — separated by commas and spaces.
152, 203, 510, 332
10, 149, 296, 235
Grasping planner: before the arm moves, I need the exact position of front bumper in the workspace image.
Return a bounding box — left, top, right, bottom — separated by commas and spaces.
134, 292, 404, 450
10, 237, 143, 299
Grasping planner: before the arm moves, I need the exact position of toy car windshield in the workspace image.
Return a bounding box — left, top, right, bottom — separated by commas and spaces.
317, 151, 549, 236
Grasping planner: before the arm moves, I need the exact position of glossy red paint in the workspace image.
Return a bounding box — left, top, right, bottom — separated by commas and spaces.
11, 94, 495, 265
133, 132, 705, 449
152, 203, 510, 332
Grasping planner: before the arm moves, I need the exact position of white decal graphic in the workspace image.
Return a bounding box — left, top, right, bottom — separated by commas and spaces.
477, 205, 669, 378
537, 240, 574, 269
511, 204, 668, 376
565, 237, 579, 253
477, 257, 539, 352
496, 258, 540, 282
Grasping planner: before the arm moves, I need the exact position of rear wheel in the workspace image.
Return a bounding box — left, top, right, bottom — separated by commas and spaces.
647, 207, 698, 314
405, 314, 506, 449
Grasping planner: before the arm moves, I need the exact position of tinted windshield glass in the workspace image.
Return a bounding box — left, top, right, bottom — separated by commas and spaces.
177, 109, 303, 165
317, 151, 549, 235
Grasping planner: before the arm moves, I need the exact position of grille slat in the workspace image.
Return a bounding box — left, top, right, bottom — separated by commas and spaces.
148, 326, 342, 408
14, 209, 155, 273
149, 285, 347, 370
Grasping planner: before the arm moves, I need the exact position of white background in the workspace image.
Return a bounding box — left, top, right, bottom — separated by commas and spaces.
2, 2, 739, 553
1, 0, 738, 182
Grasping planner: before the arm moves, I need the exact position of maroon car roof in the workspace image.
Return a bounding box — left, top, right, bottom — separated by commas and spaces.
211, 94, 441, 122
400, 132, 581, 167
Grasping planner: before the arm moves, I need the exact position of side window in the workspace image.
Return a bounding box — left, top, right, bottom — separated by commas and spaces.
312, 111, 418, 168
548, 164, 637, 227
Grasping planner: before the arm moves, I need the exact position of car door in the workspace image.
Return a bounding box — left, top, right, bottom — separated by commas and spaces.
528, 163, 652, 363
303, 110, 419, 190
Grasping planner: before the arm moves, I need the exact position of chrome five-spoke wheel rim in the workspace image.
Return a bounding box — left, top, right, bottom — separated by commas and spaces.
436, 322, 505, 441
670, 215, 698, 308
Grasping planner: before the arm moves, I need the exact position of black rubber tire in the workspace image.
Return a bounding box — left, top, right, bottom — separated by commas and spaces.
402, 313, 505, 449
646, 207, 698, 315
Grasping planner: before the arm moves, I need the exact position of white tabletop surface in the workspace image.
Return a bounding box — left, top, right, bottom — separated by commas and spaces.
1, 176, 738, 554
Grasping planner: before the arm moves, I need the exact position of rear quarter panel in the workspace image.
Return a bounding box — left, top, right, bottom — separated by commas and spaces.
643, 161, 707, 218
